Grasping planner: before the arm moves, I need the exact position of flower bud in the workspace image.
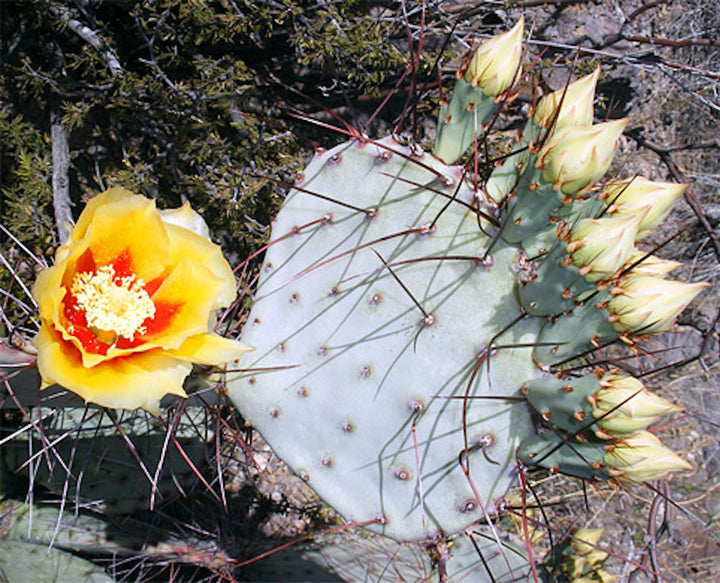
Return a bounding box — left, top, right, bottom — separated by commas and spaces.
536, 118, 628, 194
570, 528, 605, 556
574, 572, 616, 583
608, 276, 708, 335
566, 213, 642, 282
464, 17, 524, 97
590, 373, 682, 436
600, 177, 687, 236
533, 68, 599, 131
603, 430, 692, 483
563, 528, 613, 581
621, 253, 682, 279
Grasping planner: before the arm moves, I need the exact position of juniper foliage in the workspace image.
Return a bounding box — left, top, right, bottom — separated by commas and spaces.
1, 1, 442, 265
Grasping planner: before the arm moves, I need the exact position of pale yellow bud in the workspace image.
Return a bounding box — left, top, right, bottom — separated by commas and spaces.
583, 550, 612, 567
464, 17, 524, 97
564, 528, 614, 582
567, 213, 642, 282
603, 430, 692, 483
590, 374, 682, 436
608, 276, 708, 335
570, 528, 604, 556
621, 253, 682, 279
601, 177, 687, 236
536, 118, 629, 194
572, 572, 617, 583
533, 68, 599, 131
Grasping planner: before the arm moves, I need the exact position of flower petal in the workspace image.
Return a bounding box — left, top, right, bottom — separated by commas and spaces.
165, 223, 237, 309
138, 257, 231, 348
169, 333, 253, 366
33, 257, 68, 323
160, 201, 211, 239
42, 189, 176, 354
77, 191, 171, 283
34, 325, 190, 414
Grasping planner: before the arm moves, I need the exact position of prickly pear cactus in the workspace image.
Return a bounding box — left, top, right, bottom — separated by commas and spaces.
0, 540, 113, 583
1, 407, 209, 514
230, 135, 539, 540
307, 527, 532, 582
228, 19, 703, 545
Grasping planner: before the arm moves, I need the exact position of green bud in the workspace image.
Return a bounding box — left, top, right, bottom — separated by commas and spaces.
536, 118, 629, 194
464, 17, 524, 97
621, 253, 682, 279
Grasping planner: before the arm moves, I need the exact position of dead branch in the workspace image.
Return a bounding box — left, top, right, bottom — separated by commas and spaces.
47, 3, 123, 77
50, 107, 73, 245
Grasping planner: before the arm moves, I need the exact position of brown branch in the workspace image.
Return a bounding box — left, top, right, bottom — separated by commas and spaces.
626, 127, 720, 262
515, 0, 592, 7
660, 58, 720, 81
625, 34, 720, 49
663, 140, 720, 153
626, 1, 666, 22
45, 3, 125, 244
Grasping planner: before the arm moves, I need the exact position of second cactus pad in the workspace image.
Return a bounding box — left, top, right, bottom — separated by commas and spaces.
228, 136, 539, 541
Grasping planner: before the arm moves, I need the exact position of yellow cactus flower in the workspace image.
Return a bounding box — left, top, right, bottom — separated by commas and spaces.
566, 213, 643, 282
536, 118, 628, 194
533, 68, 599, 132
590, 374, 682, 437
32, 188, 252, 413
464, 17, 524, 97
600, 177, 687, 236
608, 275, 708, 335
603, 430, 692, 483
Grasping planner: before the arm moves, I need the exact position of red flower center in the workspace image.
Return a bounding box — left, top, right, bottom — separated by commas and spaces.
61, 249, 181, 355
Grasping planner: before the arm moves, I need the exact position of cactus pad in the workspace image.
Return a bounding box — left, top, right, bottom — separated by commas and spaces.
228, 137, 539, 541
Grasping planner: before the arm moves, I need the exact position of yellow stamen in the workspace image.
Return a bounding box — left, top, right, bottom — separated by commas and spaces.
71, 265, 155, 341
